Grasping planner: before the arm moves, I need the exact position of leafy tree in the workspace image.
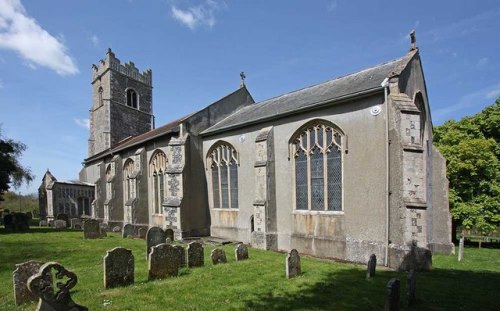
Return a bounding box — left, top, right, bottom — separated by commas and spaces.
434, 98, 500, 234
0, 127, 34, 202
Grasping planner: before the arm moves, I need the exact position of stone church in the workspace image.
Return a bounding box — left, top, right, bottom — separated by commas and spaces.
44, 35, 454, 269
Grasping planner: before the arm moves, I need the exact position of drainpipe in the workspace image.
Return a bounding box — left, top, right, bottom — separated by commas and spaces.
381, 77, 390, 267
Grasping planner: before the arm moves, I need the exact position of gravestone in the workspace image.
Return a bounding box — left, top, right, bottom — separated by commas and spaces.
104, 247, 134, 289
137, 227, 147, 239
3, 214, 13, 230
54, 220, 67, 229
148, 243, 179, 280
367, 254, 377, 279
458, 237, 464, 261
286, 249, 301, 279
187, 242, 204, 267
74, 224, 82, 230
211, 248, 227, 265
123, 224, 134, 238
174, 245, 186, 267
146, 227, 166, 258
27, 262, 87, 311
70, 218, 83, 230
39, 220, 48, 227
56, 213, 70, 227
13, 260, 46, 305
83, 219, 100, 239
407, 270, 416, 306
235, 244, 249, 261
165, 228, 174, 241
112, 226, 121, 233
384, 278, 400, 311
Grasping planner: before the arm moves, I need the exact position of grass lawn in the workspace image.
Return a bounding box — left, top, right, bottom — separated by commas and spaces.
1, 228, 499, 310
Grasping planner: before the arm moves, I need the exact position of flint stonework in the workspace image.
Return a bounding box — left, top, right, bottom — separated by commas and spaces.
148, 243, 179, 280
174, 245, 186, 267
104, 247, 134, 289
187, 242, 204, 267
384, 278, 400, 311
146, 227, 166, 258
13, 260, 46, 306
211, 248, 227, 265
286, 249, 301, 278
83, 219, 100, 239
235, 244, 249, 261
367, 254, 377, 279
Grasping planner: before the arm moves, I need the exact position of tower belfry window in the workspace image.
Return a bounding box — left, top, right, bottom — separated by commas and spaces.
126, 89, 138, 108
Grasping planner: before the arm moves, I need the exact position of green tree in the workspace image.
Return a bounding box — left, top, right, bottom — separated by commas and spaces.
434, 98, 500, 234
0, 127, 34, 201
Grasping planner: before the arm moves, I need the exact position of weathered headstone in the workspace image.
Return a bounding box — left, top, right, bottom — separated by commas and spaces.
74, 224, 82, 230
235, 244, 249, 261
3, 214, 13, 230
165, 228, 174, 241
54, 220, 67, 229
27, 262, 87, 311
39, 220, 48, 227
13, 260, 46, 305
367, 254, 377, 279
112, 226, 121, 233
174, 245, 186, 267
83, 219, 100, 239
146, 227, 166, 258
407, 270, 416, 306
148, 243, 179, 280
384, 278, 400, 311
187, 242, 204, 267
286, 249, 301, 279
211, 248, 227, 265
103, 247, 134, 289
56, 213, 70, 227
458, 237, 464, 262
70, 218, 83, 230
123, 224, 134, 238
137, 227, 147, 239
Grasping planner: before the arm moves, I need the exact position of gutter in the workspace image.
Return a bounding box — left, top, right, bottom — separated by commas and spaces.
381, 77, 390, 267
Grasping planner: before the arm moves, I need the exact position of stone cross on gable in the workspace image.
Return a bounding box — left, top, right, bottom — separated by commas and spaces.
240, 71, 246, 87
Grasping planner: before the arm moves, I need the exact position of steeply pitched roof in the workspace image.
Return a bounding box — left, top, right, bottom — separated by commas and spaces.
202, 50, 417, 135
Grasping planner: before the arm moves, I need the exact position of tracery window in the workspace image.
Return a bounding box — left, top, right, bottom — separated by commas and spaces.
292, 121, 343, 211
126, 88, 138, 108
208, 143, 238, 209
123, 159, 135, 201
150, 150, 167, 214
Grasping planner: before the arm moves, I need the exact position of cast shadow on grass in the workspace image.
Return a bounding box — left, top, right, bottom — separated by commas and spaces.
242, 268, 500, 311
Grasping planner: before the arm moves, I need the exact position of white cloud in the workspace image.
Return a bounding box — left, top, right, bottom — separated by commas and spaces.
74, 118, 90, 129
171, 0, 223, 30
0, 0, 78, 75
90, 34, 99, 47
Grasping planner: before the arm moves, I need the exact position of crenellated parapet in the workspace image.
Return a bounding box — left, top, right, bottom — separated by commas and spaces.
92, 48, 152, 86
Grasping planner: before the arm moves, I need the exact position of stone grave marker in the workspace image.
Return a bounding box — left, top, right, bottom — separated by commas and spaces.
286, 249, 301, 279
407, 270, 416, 306
83, 219, 100, 239
458, 237, 464, 261
137, 227, 147, 239
13, 260, 47, 305
148, 243, 179, 280
146, 227, 166, 258
235, 244, 249, 261
174, 245, 186, 267
70, 218, 83, 230
39, 220, 48, 227
211, 248, 227, 265
103, 247, 134, 289
123, 224, 134, 238
165, 228, 174, 241
187, 242, 204, 268
112, 226, 121, 233
367, 254, 377, 279
27, 262, 87, 311
384, 278, 400, 311
54, 220, 67, 229
56, 213, 70, 227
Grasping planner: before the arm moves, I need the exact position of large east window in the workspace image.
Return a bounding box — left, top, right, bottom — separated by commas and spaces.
150, 150, 167, 214
207, 143, 238, 209
292, 121, 343, 211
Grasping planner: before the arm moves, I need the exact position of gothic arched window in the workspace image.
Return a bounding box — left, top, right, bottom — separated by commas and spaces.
150, 150, 167, 214
291, 121, 343, 211
123, 159, 135, 201
207, 142, 238, 209
126, 88, 138, 108
98, 86, 103, 106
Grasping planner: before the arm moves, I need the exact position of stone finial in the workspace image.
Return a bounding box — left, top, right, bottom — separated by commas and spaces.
92, 64, 98, 71
240, 71, 246, 88
410, 30, 417, 50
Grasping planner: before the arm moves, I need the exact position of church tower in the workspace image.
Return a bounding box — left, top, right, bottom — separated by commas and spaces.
88, 49, 153, 157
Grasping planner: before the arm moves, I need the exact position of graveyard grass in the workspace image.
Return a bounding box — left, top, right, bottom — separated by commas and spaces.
1, 229, 499, 310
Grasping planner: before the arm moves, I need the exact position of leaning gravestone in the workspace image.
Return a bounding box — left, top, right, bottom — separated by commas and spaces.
56, 213, 70, 227
384, 278, 400, 311
211, 248, 227, 265
27, 262, 87, 311
148, 243, 179, 280
286, 249, 301, 279
13, 260, 47, 305
235, 244, 249, 261
104, 247, 134, 289
187, 242, 204, 268
83, 219, 101, 239
367, 254, 377, 279
54, 220, 67, 229
407, 270, 416, 306
174, 245, 186, 267
123, 224, 134, 238
165, 228, 174, 241
146, 227, 166, 259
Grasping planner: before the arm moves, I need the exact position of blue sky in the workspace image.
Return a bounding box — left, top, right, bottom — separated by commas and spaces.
1, 0, 499, 194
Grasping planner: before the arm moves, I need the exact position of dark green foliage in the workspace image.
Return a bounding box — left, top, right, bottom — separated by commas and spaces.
434, 98, 500, 234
